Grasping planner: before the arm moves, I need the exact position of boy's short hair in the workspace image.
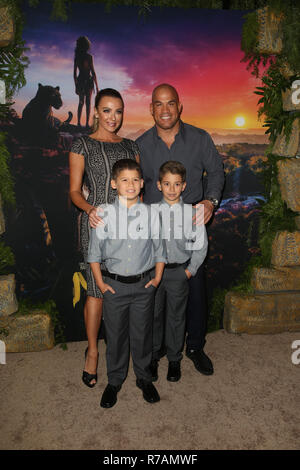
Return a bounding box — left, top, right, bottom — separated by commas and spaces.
159, 160, 186, 182
112, 159, 142, 180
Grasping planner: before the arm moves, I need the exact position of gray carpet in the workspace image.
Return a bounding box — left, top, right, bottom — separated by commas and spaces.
0, 330, 299, 450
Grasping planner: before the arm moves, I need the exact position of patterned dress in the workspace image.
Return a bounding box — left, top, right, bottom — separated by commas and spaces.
70, 135, 139, 298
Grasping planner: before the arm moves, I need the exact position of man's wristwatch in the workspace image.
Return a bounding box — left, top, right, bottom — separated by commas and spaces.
207, 197, 219, 209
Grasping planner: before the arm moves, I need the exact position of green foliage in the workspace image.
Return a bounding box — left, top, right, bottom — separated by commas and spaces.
0, 0, 30, 103
0, 133, 15, 206
0, 241, 15, 274
257, 154, 297, 265
208, 287, 227, 332
229, 0, 300, 300
241, 10, 259, 55
50, 0, 69, 21
17, 298, 67, 349
241, 1, 300, 76
230, 156, 298, 297
254, 66, 300, 143
231, 256, 262, 293
0, 0, 26, 213
208, 255, 262, 330
0, 104, 12, 121
251, 63, 299, 269
280, 3, 300, 74
240, 10, 272, 78
231, 154, 297, 294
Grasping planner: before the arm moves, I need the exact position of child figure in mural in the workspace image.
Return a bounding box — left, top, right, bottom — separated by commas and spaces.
73, 36, 99, 128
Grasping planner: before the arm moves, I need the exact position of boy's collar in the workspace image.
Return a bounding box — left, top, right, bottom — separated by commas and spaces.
160, 196, 184, 207
114, 196, 141, 210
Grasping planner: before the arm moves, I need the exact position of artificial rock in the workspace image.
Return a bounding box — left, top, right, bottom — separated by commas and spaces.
271, 231, 300, 267
272, 119, 300, 157
279, 61, 296, 79
0, 274, 18, 317
251, 266, 300, 292
0, 6, 14, 47
0, 194, 5, 235
282, 88, 300, 112
0, 311, 54, 352
277, 158, 300, 212
257, 6, 283, 55
224, 291, 300, 334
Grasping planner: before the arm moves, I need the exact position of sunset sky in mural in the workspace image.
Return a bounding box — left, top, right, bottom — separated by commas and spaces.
15, 2, 265, 136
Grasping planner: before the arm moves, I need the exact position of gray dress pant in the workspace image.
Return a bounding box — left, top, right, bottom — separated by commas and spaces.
153, 265, 189, 362
102, 273, 156, 387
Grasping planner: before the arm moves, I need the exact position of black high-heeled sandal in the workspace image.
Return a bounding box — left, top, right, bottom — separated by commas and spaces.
82, 347, 98, 388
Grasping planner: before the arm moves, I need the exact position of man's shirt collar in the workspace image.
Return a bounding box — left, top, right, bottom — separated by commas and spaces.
152, 120, 186, 145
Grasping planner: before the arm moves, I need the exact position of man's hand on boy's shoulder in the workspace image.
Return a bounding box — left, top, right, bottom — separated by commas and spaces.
192, 200, 214, 225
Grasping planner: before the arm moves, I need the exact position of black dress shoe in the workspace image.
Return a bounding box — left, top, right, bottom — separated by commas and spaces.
186, 349, 214, 375
167, 361, 181, 382
136, 378, 160, 403
149, 359, 158, 382
100, 384, 121, 408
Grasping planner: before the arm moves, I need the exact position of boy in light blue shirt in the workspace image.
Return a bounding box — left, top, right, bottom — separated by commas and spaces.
88, 159, 166, 408
150, 160, 208, 382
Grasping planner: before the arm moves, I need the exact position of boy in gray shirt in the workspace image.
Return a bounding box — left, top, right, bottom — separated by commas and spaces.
150, 161, 208, 382
88, 159, 166, 408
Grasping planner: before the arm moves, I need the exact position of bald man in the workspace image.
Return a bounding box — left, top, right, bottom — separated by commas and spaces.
136, 84, 224, 378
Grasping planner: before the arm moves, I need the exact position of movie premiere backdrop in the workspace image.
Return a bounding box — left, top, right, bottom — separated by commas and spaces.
4, 2, 268, 341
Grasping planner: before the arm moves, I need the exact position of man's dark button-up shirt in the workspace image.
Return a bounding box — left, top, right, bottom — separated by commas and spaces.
136, 121, 224, 204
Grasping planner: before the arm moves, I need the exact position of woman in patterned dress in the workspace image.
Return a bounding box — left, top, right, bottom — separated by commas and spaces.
69, 89, 139, 387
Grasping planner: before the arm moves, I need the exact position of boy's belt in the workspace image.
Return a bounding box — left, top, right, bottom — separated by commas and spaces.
165, 262, 188, 269
102, 268, 153, 284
